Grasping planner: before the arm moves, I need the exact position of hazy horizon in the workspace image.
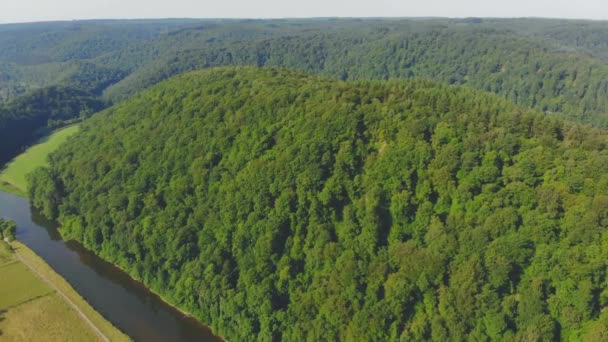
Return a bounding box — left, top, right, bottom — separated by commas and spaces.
3, 16, 608, 26
1, 0, 607, 24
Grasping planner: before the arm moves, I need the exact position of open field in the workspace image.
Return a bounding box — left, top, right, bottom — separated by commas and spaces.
0, 262, 53, 309
0, 294, 99, 342
0, 125, 80, 197
0, 241, 130, 341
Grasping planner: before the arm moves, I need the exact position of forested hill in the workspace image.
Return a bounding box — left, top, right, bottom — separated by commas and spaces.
5, 19, 608, 125
103, 20, 608, 126
30, 67, 608, 340
0, 19, 198, 101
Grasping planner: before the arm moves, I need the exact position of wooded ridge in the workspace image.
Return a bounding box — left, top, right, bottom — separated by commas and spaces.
30, 67, 608, 341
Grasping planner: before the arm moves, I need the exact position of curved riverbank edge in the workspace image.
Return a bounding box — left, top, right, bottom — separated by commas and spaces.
56, 225, 225, 341
10, 241, 132, 342
124, 268, 224, 340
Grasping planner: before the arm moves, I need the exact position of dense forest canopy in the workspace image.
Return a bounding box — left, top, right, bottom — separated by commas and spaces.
101, 20, 608, 126
4, 18, 608, 125
4, 18, 608, 175
30, 67, 608, 341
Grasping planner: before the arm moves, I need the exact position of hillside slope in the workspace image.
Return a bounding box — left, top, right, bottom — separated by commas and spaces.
0, 19, 199, 102
31, 67, 608, 340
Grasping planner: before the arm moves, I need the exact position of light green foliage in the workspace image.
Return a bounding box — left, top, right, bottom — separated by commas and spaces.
29, 67, 608, 340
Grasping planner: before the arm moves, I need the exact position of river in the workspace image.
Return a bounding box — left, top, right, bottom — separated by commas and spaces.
0, 190, 221, 342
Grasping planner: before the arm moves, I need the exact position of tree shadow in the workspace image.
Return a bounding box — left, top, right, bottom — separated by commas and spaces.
0, 308, 6, 336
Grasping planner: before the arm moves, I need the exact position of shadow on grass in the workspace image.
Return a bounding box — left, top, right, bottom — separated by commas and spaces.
0, 308, 5, 336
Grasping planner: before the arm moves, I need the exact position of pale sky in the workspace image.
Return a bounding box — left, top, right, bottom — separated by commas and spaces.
0, 0, 607, 24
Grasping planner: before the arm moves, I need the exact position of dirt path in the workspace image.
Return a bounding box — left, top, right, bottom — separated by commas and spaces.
14, 251, 110, 342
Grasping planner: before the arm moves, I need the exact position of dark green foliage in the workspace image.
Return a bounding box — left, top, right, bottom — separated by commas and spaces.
62, 62, 128, 96
28, 167, 62, 220
0, 218, 17, 241
0, 19, 194, 102
5, 19, 608, 125
31, 67, 608, 340
0, 86, 104, 165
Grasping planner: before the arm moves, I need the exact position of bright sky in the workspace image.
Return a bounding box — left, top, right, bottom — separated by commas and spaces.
0, 0, 607, 24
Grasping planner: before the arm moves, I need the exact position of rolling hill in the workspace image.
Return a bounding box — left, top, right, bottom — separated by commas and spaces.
5, 18, 608, 184
30, 67, 608, 340
4, 19, 608, 125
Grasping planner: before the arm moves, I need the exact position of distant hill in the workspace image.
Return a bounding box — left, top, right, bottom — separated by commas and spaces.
30, 67, 608, 340
3, 18, 608, 125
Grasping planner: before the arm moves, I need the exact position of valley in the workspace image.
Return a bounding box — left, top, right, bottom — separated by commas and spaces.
0, 125, 80, 197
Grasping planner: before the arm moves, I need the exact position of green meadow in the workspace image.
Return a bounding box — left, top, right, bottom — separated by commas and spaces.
0, 125, 80, 197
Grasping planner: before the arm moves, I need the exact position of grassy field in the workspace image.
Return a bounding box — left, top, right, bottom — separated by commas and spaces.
0, 262, 53, 309
0, 241, 131, 341
0, 125, 80, 197
0, 294, 99, 341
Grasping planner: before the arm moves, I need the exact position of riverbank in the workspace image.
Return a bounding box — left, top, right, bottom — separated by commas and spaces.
101, 251, 223, 340
55, 225, 223, 341
0, 240, 130, 341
